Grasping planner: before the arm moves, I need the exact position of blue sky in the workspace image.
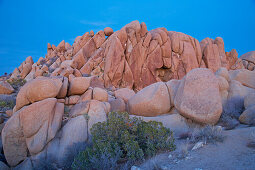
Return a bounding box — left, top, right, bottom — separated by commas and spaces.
0, 0, 254, 75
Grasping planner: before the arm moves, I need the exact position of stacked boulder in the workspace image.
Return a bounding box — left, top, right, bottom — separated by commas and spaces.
10, 21, 242, 91
2, 67, 255, 168
0, 81, 14, 95
2, 21, 255, 169
127, 68, 223, 124
240, 51, 255, 71
1, 76, 112, 168
239, 93, 255, 125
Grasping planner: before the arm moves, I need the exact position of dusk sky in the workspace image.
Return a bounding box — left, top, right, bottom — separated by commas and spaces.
0, 0, 254, 75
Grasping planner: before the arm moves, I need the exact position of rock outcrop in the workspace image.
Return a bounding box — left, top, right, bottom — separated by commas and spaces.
2, 21, 255, 169
2, 98, 64, 166
10, 21, 242, 91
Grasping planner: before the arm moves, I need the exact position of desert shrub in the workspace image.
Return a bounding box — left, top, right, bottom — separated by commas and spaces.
191, 125, 224, 144
222, 97, 244, 119
247, 130, 255, 149
7, 77, 26, 90
219, 97, 244, 130
72, 112, 175, 170
0, 100, 15, 109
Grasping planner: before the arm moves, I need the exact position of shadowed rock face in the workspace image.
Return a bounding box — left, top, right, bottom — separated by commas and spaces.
11, 21, 241, 91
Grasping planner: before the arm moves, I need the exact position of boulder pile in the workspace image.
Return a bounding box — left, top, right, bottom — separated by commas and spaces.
9, 21, 245, 91
0, 21, 255, 169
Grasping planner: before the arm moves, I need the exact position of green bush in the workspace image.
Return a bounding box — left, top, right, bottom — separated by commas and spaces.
191, 125, 225, 144
72, 112, 175, 170
0, 100, 15, 109
7, 77, 26, 90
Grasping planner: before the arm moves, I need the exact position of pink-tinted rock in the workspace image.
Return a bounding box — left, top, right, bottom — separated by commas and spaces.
229, 69, 255, 89
34, 69, 44, 77
109, 98, 126, 112
240, 51, 255, 64
2, 98, 64, 166
57, 40, 66, 52
57, 77, 68, 98
104, 27, 114, 36
16, 77, 63, 110
67, 95, 80, 105
79, 88, 93, 103
93, 87, 108, 102
114, 88, 135, 103
0, 81, 14, 94
25, 56, 34, 65
174, 68, 222, 124
20, 63, 32, 79
68, 77, 91, 96
127, 82, 171, 116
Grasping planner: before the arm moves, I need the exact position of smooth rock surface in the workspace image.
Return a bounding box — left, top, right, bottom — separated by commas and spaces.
174, 68, 222, 124
127, 82, 171, 116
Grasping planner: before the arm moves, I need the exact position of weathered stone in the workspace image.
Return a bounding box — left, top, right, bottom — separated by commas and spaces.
93, 87, 108, 102
229, 69, 255, 89
217, 75, 229, 92
114, 88, 135, 103
127, 82, 171, 116
19, 98, 63, 155
239, 106, 255, 125
104, 27, 114, 36
68, 77, 91, 96
69, 101, 90, 118
57, 77, 68, 98
79, 88, 93, 103
2, 111, 27, 166
20, 63, 32, 79
244, 93, 255, 109
25, 56, 34, 65
165, 79, 181, 107
32, 115, 88, 167
87, 100, 109, 135
67, 95, 80, 105
215, 67, 230, 81
57, 40, 66, 52
0, 81, 14, 94
109, 98, 126, 112
174, 68, 222, 124
130, 109, 191, 136
16, 77, 63, 110
240, 51, 255, 64
228, 80, 255, 104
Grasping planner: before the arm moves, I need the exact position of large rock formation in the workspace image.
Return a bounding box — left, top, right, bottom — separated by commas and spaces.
3, 21, 255, 169
10, 21, 242, 91
2, 98, 64, 166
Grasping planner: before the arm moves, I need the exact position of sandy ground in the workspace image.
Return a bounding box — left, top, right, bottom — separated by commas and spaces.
139, 127, 255, 170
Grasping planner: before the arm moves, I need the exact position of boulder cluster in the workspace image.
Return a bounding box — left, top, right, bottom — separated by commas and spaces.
0, 21, 255, 169
9, 21, 244, 91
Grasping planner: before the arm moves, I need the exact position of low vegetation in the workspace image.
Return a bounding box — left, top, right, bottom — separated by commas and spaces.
191, 125, 225, 144
0, 100, 15, 109
72, 112, 175, 170
7, 77, 26, 90
219, 97, 244, 130
247, 130, 255, 149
